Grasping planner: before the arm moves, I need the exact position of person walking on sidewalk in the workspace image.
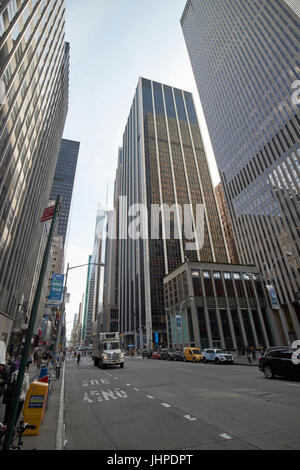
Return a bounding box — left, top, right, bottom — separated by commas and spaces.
36, 350, 43, 369
2, 363, 30, 426
76, 352, 81, 365
0, 362, 9, 398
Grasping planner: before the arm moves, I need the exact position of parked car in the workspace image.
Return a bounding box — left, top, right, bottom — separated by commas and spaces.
183, 347, 202, 363
259, 347, 300, 380
151, 351, 162, 359
142, 349, 153, 359
174, 350, 185, 362
201, 349, 234, 364
161, 349, 176, 360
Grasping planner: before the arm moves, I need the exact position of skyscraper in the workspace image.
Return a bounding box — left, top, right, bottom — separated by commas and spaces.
85, 205, 108, 345
181, 0, 300, 341
0, 0, 69, 346
118, 78, 229, 348
50, 138, 80, 247
215, 183, 239, 264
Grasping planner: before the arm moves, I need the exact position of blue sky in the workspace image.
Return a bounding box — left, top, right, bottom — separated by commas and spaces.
63, 0, 220, 338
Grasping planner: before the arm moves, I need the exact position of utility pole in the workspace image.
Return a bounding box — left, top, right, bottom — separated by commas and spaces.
2, 195, 61, 450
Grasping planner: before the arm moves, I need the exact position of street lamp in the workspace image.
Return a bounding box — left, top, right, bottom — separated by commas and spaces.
262, 252, 292, 282
55, 262, 104, 358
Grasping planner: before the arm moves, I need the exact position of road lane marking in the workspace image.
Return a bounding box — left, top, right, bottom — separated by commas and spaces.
184, 415, 197, 421
219, 433, 233, 440
134, 388, 139, 391
126, 383, 131, 386
83, 388, 128, 403
161, 403, 171, 408
146, 395, 155, 399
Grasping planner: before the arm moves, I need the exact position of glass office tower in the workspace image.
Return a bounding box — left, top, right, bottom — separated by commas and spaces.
50, 138, 80, 246
181, 0, 300, 341
118, 78, 229, 348
0, 0, 69, 344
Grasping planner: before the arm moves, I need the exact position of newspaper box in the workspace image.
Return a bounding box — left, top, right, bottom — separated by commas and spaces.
22, 381, 49, 435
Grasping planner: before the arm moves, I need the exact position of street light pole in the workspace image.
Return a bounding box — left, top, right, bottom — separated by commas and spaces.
54, 262, 105, 355
2, 195, 61, 450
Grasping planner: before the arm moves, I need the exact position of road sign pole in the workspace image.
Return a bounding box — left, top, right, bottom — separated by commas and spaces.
2, 195, 61, 450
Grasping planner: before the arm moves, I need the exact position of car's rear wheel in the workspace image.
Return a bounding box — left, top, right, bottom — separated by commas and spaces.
263, 365, 274, 379
215, 358, 220, 365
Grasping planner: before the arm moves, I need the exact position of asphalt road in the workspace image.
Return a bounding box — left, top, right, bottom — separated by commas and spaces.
64, 354, 300, 450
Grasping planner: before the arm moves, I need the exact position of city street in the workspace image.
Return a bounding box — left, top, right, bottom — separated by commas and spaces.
64, 355, 300, 450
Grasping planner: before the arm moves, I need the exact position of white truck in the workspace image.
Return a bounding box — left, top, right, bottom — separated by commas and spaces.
92, 332, 124, 369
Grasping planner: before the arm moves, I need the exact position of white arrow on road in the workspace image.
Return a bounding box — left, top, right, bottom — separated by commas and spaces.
184, 414, 197, 421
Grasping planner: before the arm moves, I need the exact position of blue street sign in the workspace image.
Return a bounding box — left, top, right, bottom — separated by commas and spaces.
48, 274, 64, 301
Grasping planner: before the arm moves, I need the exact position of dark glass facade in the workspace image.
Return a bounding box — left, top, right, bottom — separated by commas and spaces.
181, 0, 300, 341
118, 78, 228, 349
50, 138, 80, 246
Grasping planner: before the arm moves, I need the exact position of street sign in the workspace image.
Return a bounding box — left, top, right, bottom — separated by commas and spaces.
266, 285, 279, 310
41, 205, 55, 222
48, 274, 64, 302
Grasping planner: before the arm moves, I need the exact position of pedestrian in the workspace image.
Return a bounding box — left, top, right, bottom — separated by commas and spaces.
27, 352, 33, 366
3, 363, 30, 426
10, 355, 21, 374
250, 346, 256, 361
246, 346, 251, 363
33, 349, 38, 366
0, 362, 9, 398
36, 350, 43, 369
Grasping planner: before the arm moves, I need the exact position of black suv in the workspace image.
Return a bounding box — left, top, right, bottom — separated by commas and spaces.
259, 347, 300, 380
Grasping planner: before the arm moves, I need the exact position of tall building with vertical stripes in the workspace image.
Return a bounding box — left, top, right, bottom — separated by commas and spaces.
50, 138, 80, 247
0, 0, 69, 347
181, 0, 300, 342
118, 78, 229, 348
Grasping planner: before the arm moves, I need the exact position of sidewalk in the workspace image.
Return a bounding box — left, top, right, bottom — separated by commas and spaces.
21, 361, 65, 450
232, 355, 260, 366
0, 362, 65, 450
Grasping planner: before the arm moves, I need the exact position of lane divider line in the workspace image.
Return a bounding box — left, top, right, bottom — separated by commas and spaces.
184, 414, 197, 421
219, 433, 233, 440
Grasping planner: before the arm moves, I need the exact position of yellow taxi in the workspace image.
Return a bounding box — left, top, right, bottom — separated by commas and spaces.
183, 347, 202, 363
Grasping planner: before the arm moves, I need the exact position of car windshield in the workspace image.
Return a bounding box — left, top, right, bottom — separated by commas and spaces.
103, 342, 119, 350
192, 349, 201, 354
216, 350, 225, 354
169, 349, 175, 353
